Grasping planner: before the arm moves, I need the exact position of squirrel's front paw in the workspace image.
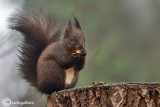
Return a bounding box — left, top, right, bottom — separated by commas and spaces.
72, 50, 86, 58
73, 53, 80, 58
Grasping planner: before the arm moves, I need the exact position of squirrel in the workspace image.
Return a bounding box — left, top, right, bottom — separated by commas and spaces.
9, 10, 86, 94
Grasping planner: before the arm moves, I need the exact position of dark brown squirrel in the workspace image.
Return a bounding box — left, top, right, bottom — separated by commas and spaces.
9, 11, 86, 94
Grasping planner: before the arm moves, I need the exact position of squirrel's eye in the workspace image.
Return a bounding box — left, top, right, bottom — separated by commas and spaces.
69, 37, 74, 42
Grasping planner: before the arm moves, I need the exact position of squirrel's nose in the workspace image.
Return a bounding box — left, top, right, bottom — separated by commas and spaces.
78, 46, 82, 50
78, 44, 85, 50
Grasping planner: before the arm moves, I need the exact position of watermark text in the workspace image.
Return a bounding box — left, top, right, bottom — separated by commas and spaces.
2, 98, 34, 106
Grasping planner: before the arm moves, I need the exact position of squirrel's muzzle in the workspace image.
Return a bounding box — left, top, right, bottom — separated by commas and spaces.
73, 49, 86, 58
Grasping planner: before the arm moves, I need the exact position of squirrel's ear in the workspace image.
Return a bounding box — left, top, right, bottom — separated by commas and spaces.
68, 19, 72, 28
74, 17, 81, 29
64, 19, 72, 37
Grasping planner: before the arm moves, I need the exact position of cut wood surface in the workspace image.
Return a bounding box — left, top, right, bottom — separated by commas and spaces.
47, 82, 160, 107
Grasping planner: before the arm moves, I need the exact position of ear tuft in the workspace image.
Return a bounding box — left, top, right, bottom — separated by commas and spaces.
64, 19, 72, 37
68, 19, 72, 27
74, 17, 81, 29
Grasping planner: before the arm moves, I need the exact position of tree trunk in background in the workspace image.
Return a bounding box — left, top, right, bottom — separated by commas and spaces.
47, 83, 160, 107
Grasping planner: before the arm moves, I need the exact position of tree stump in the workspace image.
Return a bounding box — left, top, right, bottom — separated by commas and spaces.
47, 82, 160, 107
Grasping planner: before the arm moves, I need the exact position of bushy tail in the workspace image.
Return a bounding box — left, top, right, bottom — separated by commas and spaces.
9, 10, 61, 86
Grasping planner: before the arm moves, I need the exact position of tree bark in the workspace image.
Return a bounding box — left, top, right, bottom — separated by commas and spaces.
47, 82, 160, 107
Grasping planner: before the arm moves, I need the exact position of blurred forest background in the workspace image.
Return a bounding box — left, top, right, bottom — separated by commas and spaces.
1, 0, 160, 107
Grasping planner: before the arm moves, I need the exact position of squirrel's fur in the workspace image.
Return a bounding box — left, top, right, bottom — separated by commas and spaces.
9, 10, 86, 94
